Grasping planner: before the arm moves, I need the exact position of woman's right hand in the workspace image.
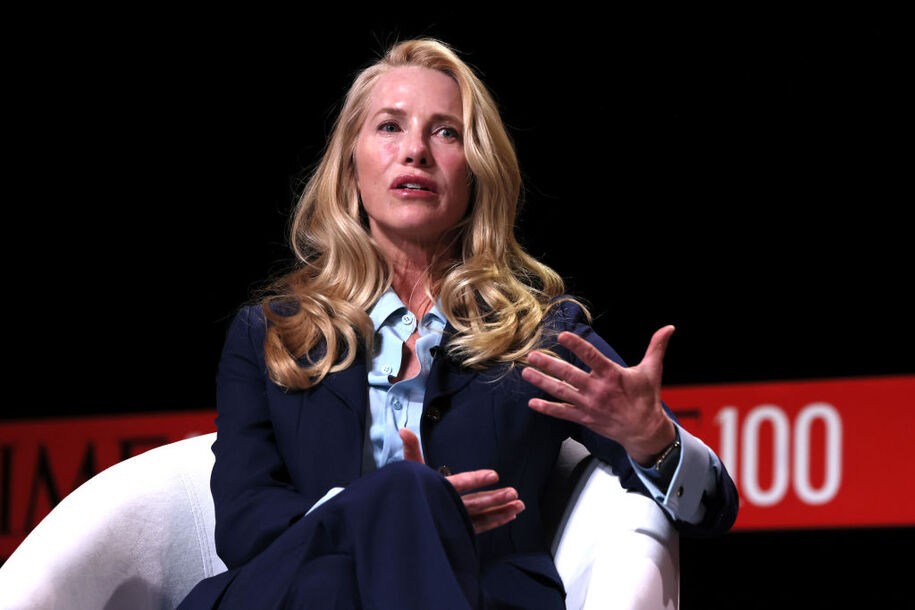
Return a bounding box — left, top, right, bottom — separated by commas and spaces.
399, 428, 525, 534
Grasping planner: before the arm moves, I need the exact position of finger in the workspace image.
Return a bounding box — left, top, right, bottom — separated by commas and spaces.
461, 486, 519, 513
470, 500, 525, 534
446, 469, 499, 494
527, 396, 585, 425
640, 325, 676, 369
556, 331, 616, 377
524, 350, 584, 388
399, 428, 424, 464
520, 364, 581, 404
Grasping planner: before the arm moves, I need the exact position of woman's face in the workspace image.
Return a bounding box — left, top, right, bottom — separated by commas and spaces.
355, 66, 471, 255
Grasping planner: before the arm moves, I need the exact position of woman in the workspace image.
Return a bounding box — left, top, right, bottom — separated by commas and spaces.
179, 37, 738, 609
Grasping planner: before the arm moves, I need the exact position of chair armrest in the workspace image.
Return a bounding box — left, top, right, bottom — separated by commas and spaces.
551, 442, 680, 610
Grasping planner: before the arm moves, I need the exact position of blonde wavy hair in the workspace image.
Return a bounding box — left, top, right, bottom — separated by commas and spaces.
262, 37, 587, 390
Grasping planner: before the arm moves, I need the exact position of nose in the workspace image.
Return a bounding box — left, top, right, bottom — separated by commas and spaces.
403, 133, 429, 166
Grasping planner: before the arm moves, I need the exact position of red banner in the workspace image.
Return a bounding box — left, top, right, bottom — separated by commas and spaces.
665, 374, 915, 531
0, 411, 216, 559
1, 375, 913, 560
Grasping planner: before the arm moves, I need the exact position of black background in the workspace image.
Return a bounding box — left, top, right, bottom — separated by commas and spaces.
8, 6, 913, 608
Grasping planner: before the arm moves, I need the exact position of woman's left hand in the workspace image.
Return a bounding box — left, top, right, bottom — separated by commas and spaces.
520, 325, 678, 466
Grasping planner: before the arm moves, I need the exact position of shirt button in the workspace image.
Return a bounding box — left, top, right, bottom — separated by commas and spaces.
401, 313, 414, 325
392, 398, 402, 410
382, 365, 393, 375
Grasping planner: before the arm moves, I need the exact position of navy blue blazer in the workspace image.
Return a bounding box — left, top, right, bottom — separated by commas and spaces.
206, 299, 738, 601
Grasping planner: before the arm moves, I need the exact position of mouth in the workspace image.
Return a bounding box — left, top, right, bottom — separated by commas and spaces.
391, 175, 436, 193
397, 182, 431, 191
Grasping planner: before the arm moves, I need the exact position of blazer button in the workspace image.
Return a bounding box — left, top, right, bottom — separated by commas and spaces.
438, 465, 452, 476
425, 407, 442, 422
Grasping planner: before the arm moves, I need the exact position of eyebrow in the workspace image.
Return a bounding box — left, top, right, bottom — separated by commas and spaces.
374, 107, 463, 127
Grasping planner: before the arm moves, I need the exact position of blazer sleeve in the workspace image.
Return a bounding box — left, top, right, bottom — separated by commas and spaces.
209, 305, 314, 568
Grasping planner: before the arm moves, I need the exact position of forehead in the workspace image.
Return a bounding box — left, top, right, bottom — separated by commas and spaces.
368, 66, 462, 113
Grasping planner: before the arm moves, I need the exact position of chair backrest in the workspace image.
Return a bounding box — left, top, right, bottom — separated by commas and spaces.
0, 433, 678, 610
0, 433, 225, 610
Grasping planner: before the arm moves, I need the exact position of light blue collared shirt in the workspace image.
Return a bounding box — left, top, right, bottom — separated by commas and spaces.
363, 288, 446, 472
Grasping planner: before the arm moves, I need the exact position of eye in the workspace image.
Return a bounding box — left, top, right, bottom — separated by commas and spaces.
437, 126, 461, 140
378, 121, 400, 133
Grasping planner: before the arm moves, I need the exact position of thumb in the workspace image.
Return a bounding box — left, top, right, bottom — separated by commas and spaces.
399, 428, 424, 463
642, 324, 675, 367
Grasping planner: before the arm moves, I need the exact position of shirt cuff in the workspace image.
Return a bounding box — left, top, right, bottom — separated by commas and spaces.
629, 424, 720, 524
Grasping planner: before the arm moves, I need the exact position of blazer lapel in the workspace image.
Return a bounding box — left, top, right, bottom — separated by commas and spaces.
314, 328, 480, 424
320, 355, 369, 430
425, 325, 479, 404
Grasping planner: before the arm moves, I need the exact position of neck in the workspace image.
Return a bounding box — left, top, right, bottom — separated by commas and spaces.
380, 238, 452, 316
391, 270, 435, 320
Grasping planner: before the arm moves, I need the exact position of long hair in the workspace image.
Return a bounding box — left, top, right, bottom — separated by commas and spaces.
261, 37, 585, 390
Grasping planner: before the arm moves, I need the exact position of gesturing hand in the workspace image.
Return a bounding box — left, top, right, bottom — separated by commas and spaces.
399, 428, 525, 534
520, 325, 678, 466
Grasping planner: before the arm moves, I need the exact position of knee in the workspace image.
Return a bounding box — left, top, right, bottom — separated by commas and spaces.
364, 460, 460, 504
379, 460, 448, 490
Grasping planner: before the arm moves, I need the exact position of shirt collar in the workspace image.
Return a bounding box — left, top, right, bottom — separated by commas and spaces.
426, 299, 446, 329
368, 287, 447, 332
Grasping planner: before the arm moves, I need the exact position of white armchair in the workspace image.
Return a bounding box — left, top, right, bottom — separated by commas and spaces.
0, 432, 678, 610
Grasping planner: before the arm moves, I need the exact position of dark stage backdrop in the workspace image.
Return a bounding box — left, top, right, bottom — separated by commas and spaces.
9, 7, 912, 608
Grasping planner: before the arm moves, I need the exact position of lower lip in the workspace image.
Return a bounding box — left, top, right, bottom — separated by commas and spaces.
392, 188, 436, 199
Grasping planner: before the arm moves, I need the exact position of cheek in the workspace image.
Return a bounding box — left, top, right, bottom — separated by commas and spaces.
366, 142, 399, 167
454, 183, 472, 219
443, 156, 472, 201
355, 139, 397, 183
